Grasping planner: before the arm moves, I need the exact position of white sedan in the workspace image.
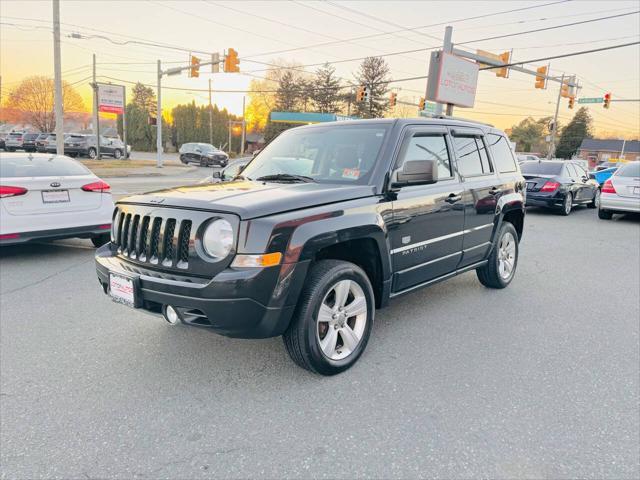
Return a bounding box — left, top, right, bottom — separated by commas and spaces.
598, 161, 640, 219
0, 152, 114, 247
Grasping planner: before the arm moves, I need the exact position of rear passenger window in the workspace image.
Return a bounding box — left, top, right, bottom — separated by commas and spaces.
487, 133, 518, 173
399, 133, 452, 179
453, 136, 493, 176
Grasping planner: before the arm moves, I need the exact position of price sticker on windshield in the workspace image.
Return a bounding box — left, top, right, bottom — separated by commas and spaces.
342, 168, 360, 180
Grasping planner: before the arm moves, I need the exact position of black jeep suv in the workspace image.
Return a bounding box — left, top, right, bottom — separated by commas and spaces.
96, 118, 525, 375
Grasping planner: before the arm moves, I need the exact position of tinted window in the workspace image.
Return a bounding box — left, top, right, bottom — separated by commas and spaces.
0, 155, 91, 177
617, 162, 640, 177
399, 133, 452, 179
487, 134, 518, 173
520, 162, 563, 175
24, 133, 39, 140
241, 125, 389, 184
453, 136, 492, 176
573, 164, 587, 178
565, 164, 578, 179
477, 138, 492, 174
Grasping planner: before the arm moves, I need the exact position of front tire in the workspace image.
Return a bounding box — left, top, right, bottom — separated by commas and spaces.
476, 222, 519, 289
113, 149, 122, 159
91, 233, 110, 248
88, 147, 97, 159
588, 189, 600, 209
283, 260, 374, 375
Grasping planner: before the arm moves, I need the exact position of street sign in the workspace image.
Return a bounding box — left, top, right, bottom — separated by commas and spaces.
426, 51, 479, 108
97, 83, 125, 114
577, 97, 603, 104
418, 102, 437, 116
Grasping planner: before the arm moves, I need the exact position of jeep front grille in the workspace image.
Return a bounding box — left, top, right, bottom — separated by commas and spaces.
112, 209, 193, 269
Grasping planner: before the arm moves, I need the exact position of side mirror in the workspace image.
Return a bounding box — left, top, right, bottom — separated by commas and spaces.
393, 159, 438, 187
212, 171, 221, 179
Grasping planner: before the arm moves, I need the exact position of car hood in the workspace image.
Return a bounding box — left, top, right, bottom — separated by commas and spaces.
118, 180, 376, 219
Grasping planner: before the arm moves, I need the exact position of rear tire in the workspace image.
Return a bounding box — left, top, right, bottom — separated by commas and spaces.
91, 233, 110, 248
283, 260, 374, 375
588, 189, 600, 209
88, 147, 97, 159
559, 193, 573, 216
598, 207, 613, 220
113, 149, 122, 159
476, 222, 519, 289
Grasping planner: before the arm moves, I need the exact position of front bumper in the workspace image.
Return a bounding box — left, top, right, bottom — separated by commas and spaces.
600, 193, 640, 213
95, 246, 310, 338
0, 224, 111, 245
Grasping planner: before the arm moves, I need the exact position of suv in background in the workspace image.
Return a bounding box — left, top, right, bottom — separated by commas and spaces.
86, 135, 129, 159
64, 134, 89, 157
4, 132, 25, 151
35, 133, 51, 153
22, 133, 40, 152
179, 142, 229, 167
96, 118, 526, 375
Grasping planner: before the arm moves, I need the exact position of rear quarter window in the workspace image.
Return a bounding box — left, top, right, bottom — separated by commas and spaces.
487, 133, 518, 173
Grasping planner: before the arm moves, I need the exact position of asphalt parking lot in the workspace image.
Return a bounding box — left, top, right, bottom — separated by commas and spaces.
1, 206, 638, 479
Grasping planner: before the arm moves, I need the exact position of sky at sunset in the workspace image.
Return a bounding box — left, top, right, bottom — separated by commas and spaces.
1, 0, 639, 137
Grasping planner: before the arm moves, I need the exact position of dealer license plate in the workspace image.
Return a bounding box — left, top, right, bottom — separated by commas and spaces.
109, 273, 137, 308
41, 190, 70, 203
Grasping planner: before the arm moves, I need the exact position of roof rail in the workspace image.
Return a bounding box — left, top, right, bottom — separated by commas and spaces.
431, 114, 494, 128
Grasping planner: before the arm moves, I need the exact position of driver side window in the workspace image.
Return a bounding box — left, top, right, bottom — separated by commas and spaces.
398, 133, 452, 179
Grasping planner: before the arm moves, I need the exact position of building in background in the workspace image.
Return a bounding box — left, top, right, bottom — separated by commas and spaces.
577, 138, 640, 167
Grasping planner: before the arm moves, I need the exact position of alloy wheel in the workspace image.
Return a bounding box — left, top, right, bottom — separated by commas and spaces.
497, 231, 516, 280
594, 189, 601, 208
564, 195, 572, 215
316, 279, 367, 361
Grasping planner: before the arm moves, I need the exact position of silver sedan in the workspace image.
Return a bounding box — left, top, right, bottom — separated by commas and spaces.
598, 161, 640, 219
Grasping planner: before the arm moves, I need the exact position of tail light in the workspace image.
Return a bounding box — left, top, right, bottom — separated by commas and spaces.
0, 186, 28, 198
601, 179, 616, 194
540, 181, 560, 192
82, 180, 110, 192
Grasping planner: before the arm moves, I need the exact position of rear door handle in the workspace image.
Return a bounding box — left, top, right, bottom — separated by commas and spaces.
445, 193, 462, 204
489, 188, 502, 195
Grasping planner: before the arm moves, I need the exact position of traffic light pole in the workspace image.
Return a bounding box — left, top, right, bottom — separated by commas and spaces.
208, 78, 213, 145
548, 73, 565, 160
92, 54, 101, 160
241, 96, 246, 156
52, 0, 64, 155
157, 59, 163, 168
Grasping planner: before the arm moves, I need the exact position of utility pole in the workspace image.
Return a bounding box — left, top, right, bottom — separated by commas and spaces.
208, 78, 213, 145
156, 59, 163, 168
431, 26, 454, 117
122, 86, 127, 158
52, 0, 64, 155
92, 54, 101, 159
241, 96, 246, 155
228, 120, 232, 154
548, 73, 565, 160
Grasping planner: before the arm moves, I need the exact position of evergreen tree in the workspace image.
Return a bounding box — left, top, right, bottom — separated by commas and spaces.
509, 116, 553, 155
556, 107, 593, 159
353, 57, 391, 119
310, 63, 342, 113
275, 71, 301, 111
131, 82, 156, 115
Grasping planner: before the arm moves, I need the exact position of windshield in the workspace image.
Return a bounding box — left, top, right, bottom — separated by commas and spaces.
616, 162, 640, 177
241, 124, 389, 184
521, 161, 563, 176
0, 155, 91, 177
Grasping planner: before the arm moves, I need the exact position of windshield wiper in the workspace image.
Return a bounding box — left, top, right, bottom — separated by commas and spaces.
255, 173, 315, 183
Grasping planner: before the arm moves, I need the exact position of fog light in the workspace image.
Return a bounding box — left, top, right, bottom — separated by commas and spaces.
163, 305, 181, 325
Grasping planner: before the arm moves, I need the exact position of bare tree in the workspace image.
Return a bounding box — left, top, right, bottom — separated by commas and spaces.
6, 76, 85, 132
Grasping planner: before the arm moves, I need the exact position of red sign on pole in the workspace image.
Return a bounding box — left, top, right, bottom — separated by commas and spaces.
97, 83, 125, 115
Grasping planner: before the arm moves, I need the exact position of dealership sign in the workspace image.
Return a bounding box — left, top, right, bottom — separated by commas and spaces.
426, 51, 479, 108
97, 83, 125, 114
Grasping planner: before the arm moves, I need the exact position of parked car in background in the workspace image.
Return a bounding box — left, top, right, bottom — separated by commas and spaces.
35, 133, 51, 153
522, 160, 599, 215
517, 153, 541, 163
0, 133, 7, 151
598, 161, 640, 219
179, 143, 229, 167
211, 159, 249, 182
0, 153, 114, 247
86, 135, 129, 159
64, 133, 89, 157
43, 133, 61, 153
4, 132, 25, 151
21, 133, 40, 152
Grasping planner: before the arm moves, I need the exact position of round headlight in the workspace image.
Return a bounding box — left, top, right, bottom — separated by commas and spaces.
202, 219, 234, 259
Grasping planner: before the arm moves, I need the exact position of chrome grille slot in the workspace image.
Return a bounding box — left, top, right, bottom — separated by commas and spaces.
137, 216, 150, 260
161, 219, 176, 267
149, 217, 162, 264
177, 220, 192, 268
120, 213, 131, 253
128, 215, 140, 258
115, 210, 125, 246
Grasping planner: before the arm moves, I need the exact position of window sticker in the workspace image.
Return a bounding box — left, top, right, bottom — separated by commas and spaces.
342, 168, 360, 179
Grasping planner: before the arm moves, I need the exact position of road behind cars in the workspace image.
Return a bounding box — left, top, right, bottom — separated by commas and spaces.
0, 207, 638, 479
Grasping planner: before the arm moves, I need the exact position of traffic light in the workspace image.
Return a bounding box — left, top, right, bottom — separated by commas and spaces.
389, 92, 397, 107
224, 48, 240, 73
418, 97, 425, 110
535, 65, 547, 89
561, 80, 571, 99
568, 97, 575, 109
356, 86, 368, 102
603, 92, 611, 109
189, 55, 200, 78
496, 51, 511, 78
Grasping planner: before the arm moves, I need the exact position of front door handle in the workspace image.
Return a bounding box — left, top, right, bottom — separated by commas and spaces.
489, 188, 502, 195
445, 193, 462, 204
